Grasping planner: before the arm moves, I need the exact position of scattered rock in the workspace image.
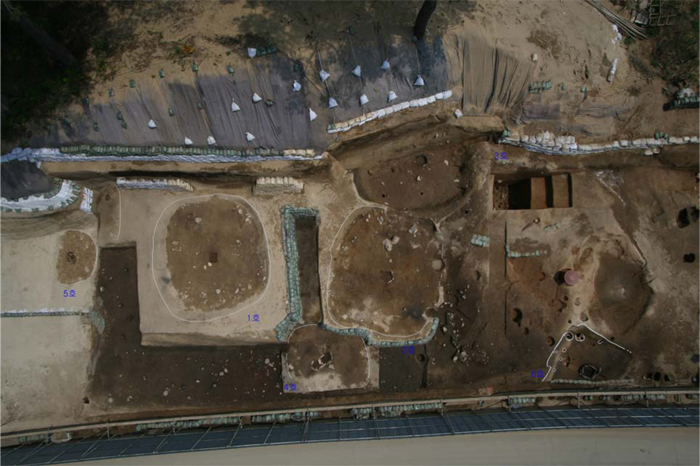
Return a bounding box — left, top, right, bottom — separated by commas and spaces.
431, 259, 444, 271
383, 239, 393, 252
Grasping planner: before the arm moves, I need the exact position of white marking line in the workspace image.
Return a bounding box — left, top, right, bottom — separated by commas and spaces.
286, 323, 373, 387
115, 184, 122, 241
542, 323, 631, 382
150, 194, 272, 323
324, 206, 433, 341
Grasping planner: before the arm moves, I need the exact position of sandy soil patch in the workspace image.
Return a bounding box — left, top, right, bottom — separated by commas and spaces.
56, 230, 96, 285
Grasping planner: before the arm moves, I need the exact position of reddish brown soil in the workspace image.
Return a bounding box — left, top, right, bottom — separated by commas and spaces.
286, 326, 368, 388
590, 253, 651, 335
354, 150, 468, 212
165, 196, 268, 312
328, 208, 441, 337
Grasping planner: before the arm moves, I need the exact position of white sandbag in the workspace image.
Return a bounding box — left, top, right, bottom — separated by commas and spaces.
148, 119, 157, 129
352, 66, 362, 77
252, 93, 262, 103
207, 136, 216, 145
414, 75, 425, 87
247, 48, 257, 58
328, 97, 338, 109
309, 108, 317, 121
246, 132, 255, 142
387, 91, 397, 102
293, 80, 302, 92
184, 137, 193, 146
381, 59, 390, 70
319, 70, 330, 82
454, 109, 463, 118
359, 94, 369, 106
231, 100, 241, 112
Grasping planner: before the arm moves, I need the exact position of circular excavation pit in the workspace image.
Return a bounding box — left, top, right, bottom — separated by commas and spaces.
56, 230, 96, 285
153, 195, 269, 319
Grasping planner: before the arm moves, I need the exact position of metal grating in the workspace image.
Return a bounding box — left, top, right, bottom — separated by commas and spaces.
2, 406, 698, 465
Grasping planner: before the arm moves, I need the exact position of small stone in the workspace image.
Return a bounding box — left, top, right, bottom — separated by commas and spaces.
431, 259, 444, 271
383, 239, 393, 252
531, 53, 538, 62
163, 389, 169, 396
216, 289, 221, 295
391, 236, 400, 244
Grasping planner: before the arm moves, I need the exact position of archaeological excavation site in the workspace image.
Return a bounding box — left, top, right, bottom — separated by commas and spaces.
1, 0, 698, 463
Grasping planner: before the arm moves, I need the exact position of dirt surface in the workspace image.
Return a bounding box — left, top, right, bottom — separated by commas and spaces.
354, 150, 467, 211
2, 0, 699, 435
283, 325, 377, 393
164, 196, 268, 312
56, 230, 96, 285
3, 138, 698, 433
327, 208, 442, 339
590, 252, 652, 336
89, 247, 284, 411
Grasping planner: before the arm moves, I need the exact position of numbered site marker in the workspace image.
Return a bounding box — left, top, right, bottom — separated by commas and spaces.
284, 383, 297, 392
248, 314, 260, 322
63, 290, 76, 298
402, 346, 416, 355
494, 152, 507, 161
531, 369, 545, 378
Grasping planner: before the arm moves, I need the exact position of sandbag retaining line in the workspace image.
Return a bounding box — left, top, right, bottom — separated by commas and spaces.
0, 146, 319, 164
327, 90, 453, 134
116, 178, 194, 192
499, 130, 700, 156
0, 180, 82, 213
275, 205, 320, 342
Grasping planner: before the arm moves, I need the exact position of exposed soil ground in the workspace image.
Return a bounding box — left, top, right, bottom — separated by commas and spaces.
2, 0, 699, 434
164, 196, 268, 312
283, 325, 376, 394
590, 252, 652, 336
56, 230, 96, 285
327, 208, 442, 339
354, 150, 467, 211
547, 326, 634, 382
89, 247, 284, 411
3, 137, 697, 433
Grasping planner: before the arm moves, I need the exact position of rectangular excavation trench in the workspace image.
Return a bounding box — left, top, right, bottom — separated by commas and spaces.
294, 216, 322, 324
493, 174, 572, 210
